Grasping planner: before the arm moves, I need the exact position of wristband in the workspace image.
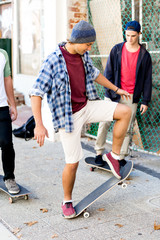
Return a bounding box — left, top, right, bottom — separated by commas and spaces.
114, 87, 119, 93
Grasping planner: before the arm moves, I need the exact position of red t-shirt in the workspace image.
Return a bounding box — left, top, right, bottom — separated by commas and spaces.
120, 43, 140, 93
60, 46, 87, 113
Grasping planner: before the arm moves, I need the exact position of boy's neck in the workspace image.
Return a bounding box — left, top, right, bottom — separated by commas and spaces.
125, 42, 140, 52
64, 43, 77, 54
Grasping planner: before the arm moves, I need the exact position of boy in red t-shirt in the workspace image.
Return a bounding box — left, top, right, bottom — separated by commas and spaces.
31, 20, 132, 218
95, 21, 152, 166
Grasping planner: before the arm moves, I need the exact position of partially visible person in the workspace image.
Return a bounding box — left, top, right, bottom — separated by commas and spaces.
0, 49, 20, 194
30, 20, 132, 218
95, 21, 152, 167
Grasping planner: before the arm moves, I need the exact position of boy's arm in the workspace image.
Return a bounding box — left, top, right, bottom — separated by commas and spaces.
4, 75, 17, 121
95, 73, 131, 100
140, 53, 152, 115
31, 96, 48, 147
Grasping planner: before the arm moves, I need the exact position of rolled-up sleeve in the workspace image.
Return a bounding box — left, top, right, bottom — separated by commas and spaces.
29, 59, 53, 99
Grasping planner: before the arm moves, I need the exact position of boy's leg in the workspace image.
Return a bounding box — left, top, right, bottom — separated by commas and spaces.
0, 107, 20, 194
94, 121, 111, 166
62, 162, 79, 201
59, 107, 86, 218
59, 126, 82, 202
94, 98, 112, 166
95, 121, 111, 155
85, 100, 131, 178
119, 95, 137, 159
103, 103, 131, 178
112, 103, 131, 155
0, 107, 15, 180
95, 98, 112, 156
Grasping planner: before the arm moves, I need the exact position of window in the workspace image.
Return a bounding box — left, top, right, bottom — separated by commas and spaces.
18, 0, 43, 75
0, 2, 12, 38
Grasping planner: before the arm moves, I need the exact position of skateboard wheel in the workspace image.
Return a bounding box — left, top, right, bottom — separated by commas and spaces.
90, 167, 95, 172
9, 197, 13, 204
122, 183, 127, 189
83, 211, 90, 218
24, 195, 29, 200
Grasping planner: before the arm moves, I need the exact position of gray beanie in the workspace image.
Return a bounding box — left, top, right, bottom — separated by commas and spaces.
69, 20, 96, 43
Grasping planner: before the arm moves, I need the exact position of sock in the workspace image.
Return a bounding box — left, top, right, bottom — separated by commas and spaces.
111, 151, 120, 160
63, 200, 72, 205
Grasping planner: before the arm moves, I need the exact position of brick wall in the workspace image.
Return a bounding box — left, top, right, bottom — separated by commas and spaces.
67, 0, 87, 38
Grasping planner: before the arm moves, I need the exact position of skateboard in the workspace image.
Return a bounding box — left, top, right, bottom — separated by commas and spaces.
73, 160, 133, 218
0, 175, 30, 203
85, 156, 111, 172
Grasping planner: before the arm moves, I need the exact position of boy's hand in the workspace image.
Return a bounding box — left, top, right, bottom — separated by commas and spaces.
34, 125, 49, 147
140, 104, 148, 115
9, 106, 17, 121
117, 89, 131, 100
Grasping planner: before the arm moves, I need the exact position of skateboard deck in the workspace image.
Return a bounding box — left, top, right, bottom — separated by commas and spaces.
85, 156, 111, 172
74, 160, 133, 218
0, 175, 30, 203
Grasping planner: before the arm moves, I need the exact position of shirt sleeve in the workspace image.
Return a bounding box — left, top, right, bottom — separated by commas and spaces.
91, 64, 100, 80
29, 58, 53, 99
2, 50, 11, 77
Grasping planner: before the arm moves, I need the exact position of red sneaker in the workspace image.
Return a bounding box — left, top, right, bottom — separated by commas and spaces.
61, 202, 76, 218
103, 152, 121, 179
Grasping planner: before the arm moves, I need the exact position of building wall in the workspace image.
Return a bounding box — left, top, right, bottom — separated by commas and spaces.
67, 0, 87, 38
13, 0, 67, 106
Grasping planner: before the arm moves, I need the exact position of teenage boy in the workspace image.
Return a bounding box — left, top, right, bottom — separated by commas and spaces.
0, 49, 20, 194
95, 21, 152, 167
30, 20, 132, 218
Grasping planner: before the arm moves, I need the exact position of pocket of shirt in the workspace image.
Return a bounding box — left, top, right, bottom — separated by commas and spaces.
55, 72, 66, 92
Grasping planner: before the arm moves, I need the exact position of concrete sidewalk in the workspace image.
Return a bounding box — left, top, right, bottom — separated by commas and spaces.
0, 221, 18, 240
0, 130, 160, 240
1, 102, 160, 239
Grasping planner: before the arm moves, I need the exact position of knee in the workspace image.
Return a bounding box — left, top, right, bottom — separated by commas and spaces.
67, 162, 79, 173
114, 104, 131, 120
123, 105, 132, 119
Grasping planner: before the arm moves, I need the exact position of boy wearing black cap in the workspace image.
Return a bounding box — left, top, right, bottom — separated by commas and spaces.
95, 20, 152, 167
30, 20, 132, 218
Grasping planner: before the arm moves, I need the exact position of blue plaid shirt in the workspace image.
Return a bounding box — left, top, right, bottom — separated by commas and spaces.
30, 43, 100, 132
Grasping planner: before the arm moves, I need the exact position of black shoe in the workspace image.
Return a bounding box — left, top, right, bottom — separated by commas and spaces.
119, 159, 127, 167
95, 155, 105, 167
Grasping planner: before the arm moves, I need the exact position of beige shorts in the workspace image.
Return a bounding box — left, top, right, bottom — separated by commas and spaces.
59, 100, 118, 164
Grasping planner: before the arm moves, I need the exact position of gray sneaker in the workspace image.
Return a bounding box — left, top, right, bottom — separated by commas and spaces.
5, 179, 20, 194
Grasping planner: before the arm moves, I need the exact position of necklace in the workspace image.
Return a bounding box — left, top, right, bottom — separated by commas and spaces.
64, 44, 69, 53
